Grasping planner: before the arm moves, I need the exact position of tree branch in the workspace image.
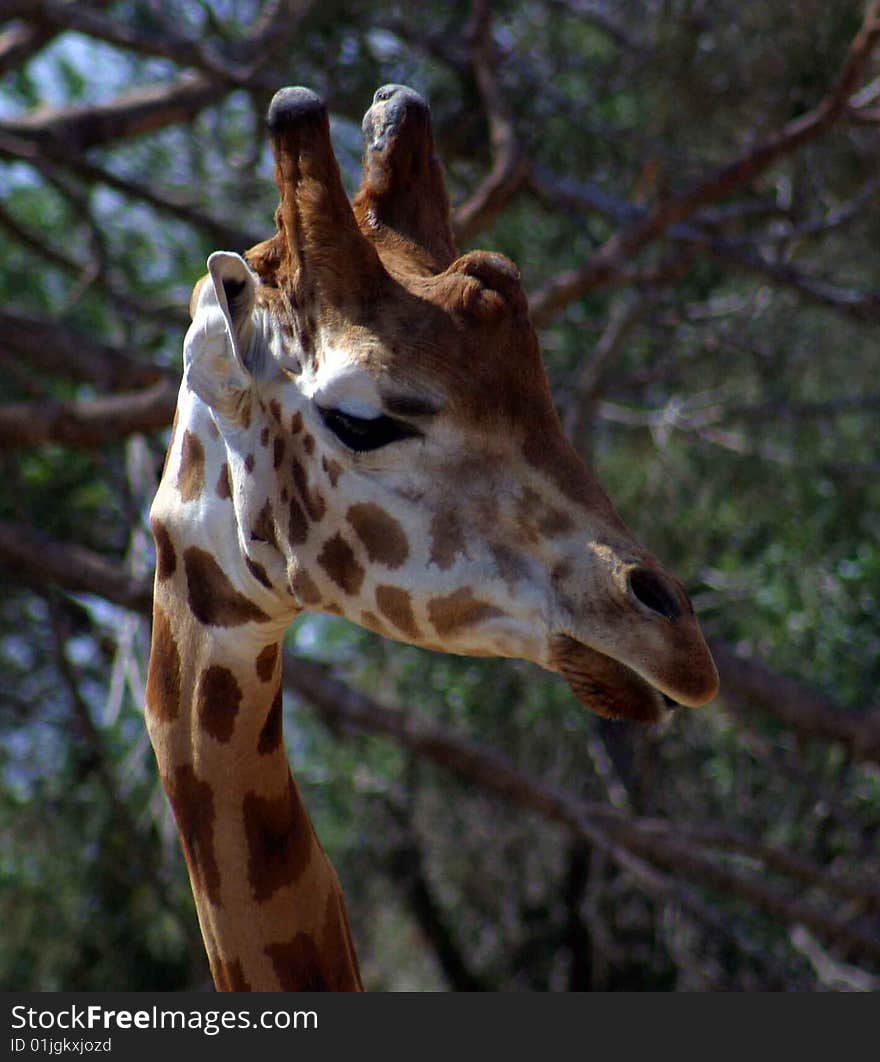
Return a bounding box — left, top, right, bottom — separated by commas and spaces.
0, 127, 261, 251
451, 0, 528, 245
0, 309, 168, 390
0, 378, 177, 450
285, 653, 880, 962
0, 519, 153, 612
692, 234, 880, 322
0, 71, 222, 152
0, 189, 188, 323
21, 0, 315, 91
709, 639, 880, 765
528, 0, 880, 326
0, 18, 54, 75
384, 809, 491, 991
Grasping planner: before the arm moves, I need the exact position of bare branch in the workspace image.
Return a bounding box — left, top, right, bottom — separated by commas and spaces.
451, 0, 528, 244
286, 653, 880, 962
528, 1, 880, 326
383, 801, 491, 991
0, 189, 188, 323
0, 127, 260, 251
693, 235, 880, 322
0, 309, 165, 390
0, 18, 54, 75
563, 292, 650, 440
710, 639, 880, 765
639, 819, 880, 913
19, 0, 315, 90
0, 519, 153, 612
0, 71, 222, 152
0, 378, 177, 450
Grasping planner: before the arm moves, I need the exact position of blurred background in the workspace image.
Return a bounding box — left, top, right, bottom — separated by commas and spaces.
1, 0, 879, 991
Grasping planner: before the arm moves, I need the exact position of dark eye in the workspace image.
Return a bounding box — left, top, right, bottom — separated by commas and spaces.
318, 407, 420, 452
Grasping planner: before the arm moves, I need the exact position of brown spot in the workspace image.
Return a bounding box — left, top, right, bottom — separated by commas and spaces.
264, 935, 331, 992
515, 488, 542, 544
216, 463, 232, 500
260, 426, 270, 447
539, 504, 575, 535
206, 417, 220, 439
290, 411, 303, 435
245, 453, 255, 474
322, 456, 342, 487
281, 486, 289, 503
318, 534, 365, 596
251, 499, 277, 548
164, 763, 221, 905
265, 900, 361, 992
347, 503, 409, 568
428, 587, 503, 637
290, 566, 322, 605
150, 517, 176, 581
184, 546, 270, 626
288, 497, 308, 545
213, 957, 252, 992
429, 510, 467, 570
177, 430, 205, 502
517, 487, 575, 538
360, 610, 386, 634
246, 556, 272, 589
273, 436, 286, 469
303, 433, 315, 455
197, 664, 242, 743
490, 542, 528, 591
256, 643, 279, 682
291, 457, 326, 521
146, 605, 180, 722
375, 585, 419, 639
322, 891, 362, 990
258, 686, 283, 755
244, 771, 313, 901
269, 399, 282, 423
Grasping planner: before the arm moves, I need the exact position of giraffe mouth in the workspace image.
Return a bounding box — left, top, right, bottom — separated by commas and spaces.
549, 635, 672, 723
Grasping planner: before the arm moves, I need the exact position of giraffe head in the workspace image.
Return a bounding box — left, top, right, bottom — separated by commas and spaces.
174, 85, 718, 723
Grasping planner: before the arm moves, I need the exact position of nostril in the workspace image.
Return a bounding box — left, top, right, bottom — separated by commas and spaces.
628, 568, 681, 620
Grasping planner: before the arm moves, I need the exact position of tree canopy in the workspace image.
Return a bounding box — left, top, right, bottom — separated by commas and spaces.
1, 0, 879, 991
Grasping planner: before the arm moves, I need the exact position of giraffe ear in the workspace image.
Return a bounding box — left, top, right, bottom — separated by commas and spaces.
184, 252, 259, 430
207, 251, 258, 362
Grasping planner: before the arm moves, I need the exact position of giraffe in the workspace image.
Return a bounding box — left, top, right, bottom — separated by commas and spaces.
145, 83, 719, 992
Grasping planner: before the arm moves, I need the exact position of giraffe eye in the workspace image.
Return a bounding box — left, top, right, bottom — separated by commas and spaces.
318, 407, 420, 452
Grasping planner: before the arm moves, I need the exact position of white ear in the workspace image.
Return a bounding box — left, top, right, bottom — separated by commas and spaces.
207, 251, 258, 364
185, 252, 258, 430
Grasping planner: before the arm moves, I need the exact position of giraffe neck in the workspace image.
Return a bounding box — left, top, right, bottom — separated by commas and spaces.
147, 584, 362, 991
146, 396, 362, 992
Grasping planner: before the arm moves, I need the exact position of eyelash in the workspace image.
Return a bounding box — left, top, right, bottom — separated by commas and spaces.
318, 407, 420, 452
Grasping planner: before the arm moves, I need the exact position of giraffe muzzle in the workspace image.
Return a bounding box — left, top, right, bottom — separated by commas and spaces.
549, 634, 672, 723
